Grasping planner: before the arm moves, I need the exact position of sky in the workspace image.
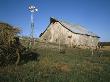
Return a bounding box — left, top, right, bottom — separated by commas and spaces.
0, 0, 110, 42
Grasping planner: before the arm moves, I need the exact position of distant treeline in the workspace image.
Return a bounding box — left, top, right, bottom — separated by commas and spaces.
99, 42, 110, 46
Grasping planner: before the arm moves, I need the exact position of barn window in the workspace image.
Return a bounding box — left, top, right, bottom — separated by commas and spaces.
44, 38, 46, 41
56, 39, 57, 42
68, 35, 72, 38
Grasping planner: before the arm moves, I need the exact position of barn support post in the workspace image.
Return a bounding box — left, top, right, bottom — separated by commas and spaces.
59, 39, 61, 51
91, 47, 94, 55
70, 37, 72, 48
90, 36, 93, 55
58, 26, 61, 52
58, 32, 61, 51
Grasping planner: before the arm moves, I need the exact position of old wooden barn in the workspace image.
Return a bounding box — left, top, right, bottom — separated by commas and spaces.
39, 17, 100, 49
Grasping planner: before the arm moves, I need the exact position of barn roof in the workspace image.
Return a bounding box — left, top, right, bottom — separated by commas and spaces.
50, 17, 100, 38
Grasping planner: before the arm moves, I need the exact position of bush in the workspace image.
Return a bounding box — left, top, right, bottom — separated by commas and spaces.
0, 23, 22, 66
0, 22, 39, 66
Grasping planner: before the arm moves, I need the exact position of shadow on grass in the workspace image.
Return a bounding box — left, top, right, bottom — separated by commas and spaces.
20, 50, 40, 65
0, 48, 40, 67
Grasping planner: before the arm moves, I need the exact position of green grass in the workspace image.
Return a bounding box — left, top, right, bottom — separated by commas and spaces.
0, 43, 110, 82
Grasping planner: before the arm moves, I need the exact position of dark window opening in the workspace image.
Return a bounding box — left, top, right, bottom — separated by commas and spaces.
44, 38, 46, 41
56, 39, 57, 42
68, 35, 72, 38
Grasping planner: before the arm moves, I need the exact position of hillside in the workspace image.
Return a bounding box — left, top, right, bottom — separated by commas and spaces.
0, 42, 110, 82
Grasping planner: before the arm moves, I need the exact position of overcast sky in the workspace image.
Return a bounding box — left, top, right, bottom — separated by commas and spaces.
0, 0, 110, 41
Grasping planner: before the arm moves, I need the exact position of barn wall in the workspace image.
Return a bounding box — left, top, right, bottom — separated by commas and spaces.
40, 22, 99, 48
39, 23, 53, 42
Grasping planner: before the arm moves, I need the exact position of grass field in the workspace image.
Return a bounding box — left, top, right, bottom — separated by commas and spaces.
100, 46, 110, 51
0, 43, 110, 82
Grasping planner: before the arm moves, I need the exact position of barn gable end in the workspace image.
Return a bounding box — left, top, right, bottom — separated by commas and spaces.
39, 17, 100, 49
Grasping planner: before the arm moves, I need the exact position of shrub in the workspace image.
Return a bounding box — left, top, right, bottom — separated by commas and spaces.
0, 22, 21, 66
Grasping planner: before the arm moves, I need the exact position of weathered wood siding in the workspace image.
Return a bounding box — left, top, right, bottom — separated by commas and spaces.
40, 22, 99, 49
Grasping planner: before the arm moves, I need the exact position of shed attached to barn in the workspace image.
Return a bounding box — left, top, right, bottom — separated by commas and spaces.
39, 17, 100, 49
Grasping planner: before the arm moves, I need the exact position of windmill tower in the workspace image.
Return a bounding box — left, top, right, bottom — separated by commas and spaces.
28, 5, 38, 46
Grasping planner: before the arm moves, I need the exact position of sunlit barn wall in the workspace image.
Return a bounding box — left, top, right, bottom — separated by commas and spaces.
40, 20, 99, 49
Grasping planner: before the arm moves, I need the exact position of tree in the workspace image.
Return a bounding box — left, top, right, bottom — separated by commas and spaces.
0, 22, 21, 66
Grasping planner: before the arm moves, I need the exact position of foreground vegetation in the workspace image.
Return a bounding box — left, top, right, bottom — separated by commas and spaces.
0, 42, 110, 82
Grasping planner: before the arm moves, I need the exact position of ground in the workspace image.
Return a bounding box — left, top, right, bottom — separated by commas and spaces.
0, 42, 110, 82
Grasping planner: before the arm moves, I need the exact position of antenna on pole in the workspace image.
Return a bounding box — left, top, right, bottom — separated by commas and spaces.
28, 5, 38, 47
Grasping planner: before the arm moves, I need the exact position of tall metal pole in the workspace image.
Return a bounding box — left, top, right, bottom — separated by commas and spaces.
31, 12, 34, 37
31, 13, 34, 45
29, 5, 38, 47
